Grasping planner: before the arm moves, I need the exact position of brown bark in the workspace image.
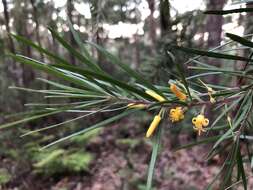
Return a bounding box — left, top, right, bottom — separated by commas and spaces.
22, 28, 34, 86
1, 0, 24, 87
205, 0, 226, 71
160, 0, 171, 38
244, 3, 253, 35
96, 27, 112, 73
147, 0, 156, 48
133, 34, 140, 69
30, 0, 44, 61
13, 1, 34, 86
235, 3, 253, 85
2, 0, 15, 53
206, 0, 225, 48
67, 0, 76, 65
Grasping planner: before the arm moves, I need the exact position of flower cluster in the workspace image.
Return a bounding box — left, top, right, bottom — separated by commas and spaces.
127, 83, 210, 138
169, 107, 184, 122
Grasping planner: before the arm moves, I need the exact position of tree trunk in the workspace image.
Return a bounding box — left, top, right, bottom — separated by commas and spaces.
2, 0, 15, 53
13, 1, 34, 86
30, 0, 44, 61
67, 0, 76, 65
160, 0, 171, 38
236, 3, 253, 85
1, 0, 22, 85
147, 0, 156, 54
133, 34, 140, 69
205, 0, 226, 74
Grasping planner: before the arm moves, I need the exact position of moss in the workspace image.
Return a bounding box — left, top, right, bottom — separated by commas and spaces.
0, 169, 11, 185
33, 149, 93, 176
62, 152, 93, 172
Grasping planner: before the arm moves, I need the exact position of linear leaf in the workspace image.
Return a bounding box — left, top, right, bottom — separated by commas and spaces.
48, 27, 103, 73
226, 33, 253, 48
41, 109, 138, 149
52, 63, 153, 100
146, 123, 162, 190
204, 8, 253, 15
67, 17, 93, 61
0, 110, 60, 129
87, 41, 165, 98
11, 34, 69, 65
9, 54, 98, 91
237, 147, 247, 190
173, 45, 253, 62
175, 135, 223, 151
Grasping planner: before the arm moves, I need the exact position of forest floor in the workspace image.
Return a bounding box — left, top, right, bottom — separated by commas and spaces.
1, 117, 252, 190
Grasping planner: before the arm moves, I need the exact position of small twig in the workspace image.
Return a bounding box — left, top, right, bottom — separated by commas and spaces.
224, 175, 253, 190
188, 96, 241, 107
124, 95, 241, 110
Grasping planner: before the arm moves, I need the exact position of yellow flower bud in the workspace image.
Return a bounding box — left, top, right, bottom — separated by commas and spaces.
207, 90, 216, 104
170, 84, 187, 101
209, 96, 216, 104
127, 103, 147, 109
207, 87, 213, 93
227, 116, 232, 128
145, 90, 166, 102
169, 107, 184, 122
146, 115, 161, 138
192, 114, 209, 136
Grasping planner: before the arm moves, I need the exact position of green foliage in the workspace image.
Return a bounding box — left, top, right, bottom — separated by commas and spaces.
2, 5, 253, 190
116, 138, 141, 148
70, 128, 101, 144
62, 151, 93, 172
33, 149, 93, 175
0, 169, 11, 185
22, 128, 97, 177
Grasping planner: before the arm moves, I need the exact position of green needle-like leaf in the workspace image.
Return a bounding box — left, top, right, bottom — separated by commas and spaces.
48, 27, 103, 73
204, 8, 253, 15
87, 41, 165, 98
173, 45, 253, 62
226, 33, 253, 48
41, 109, 138, 149
146, 124, 162, 190
52, 63, 153, 100
237, 147, 247, 190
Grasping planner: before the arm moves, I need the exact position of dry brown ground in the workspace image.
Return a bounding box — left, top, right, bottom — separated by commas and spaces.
2, 118, 253, 190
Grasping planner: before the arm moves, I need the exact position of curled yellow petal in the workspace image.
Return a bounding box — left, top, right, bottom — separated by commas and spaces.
127, 103, 147, 109
170, 84, 187, 101
146, 115, 161, 138
192, 114, 209, 135
145, 90, 166, 102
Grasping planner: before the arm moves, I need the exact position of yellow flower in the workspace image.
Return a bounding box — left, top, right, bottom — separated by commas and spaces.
169, 107, 184, 122
192, 114, 209, 136
127, 103, 147, 109
170, 84, 187, 101
146, 115, 161, 138
145, 90, 166, 102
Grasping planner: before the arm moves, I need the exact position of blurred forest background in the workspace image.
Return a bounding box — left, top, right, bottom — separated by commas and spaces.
0, 0, 252, 189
